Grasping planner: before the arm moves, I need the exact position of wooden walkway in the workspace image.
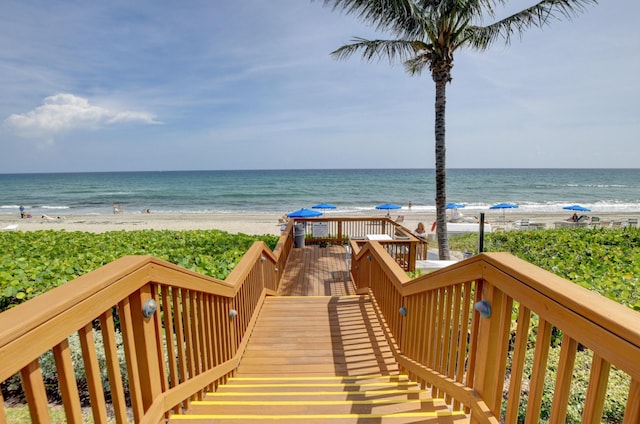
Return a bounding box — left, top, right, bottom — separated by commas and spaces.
277, 245, 355, 296
168, 246, 468, 422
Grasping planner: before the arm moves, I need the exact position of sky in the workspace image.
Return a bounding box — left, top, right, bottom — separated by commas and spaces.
0, 1, 638, 173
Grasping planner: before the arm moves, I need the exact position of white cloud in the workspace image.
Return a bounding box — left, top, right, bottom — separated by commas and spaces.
4, 93, 161, 138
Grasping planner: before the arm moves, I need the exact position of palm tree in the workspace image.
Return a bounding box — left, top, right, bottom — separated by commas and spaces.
322, 0, 597, 259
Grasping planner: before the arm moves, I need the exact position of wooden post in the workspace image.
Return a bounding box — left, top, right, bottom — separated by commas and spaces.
478, 212, 485, 253
130, 285, 162, 411
472, 283, 512, 417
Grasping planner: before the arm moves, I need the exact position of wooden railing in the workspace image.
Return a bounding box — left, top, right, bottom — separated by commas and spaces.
291, 216, 427, 270
0, 227, 296, 424
350, 242, 640, 423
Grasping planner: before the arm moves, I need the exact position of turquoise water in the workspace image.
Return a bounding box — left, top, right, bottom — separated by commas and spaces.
1, 169, 638, 216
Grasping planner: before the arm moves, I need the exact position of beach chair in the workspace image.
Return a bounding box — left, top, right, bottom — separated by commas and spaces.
627, 218, 637, 228
589, 216, 600, 228
394, 215, 404, 223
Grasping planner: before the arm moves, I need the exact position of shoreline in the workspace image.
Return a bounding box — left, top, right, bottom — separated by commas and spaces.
1, 210, 638, 235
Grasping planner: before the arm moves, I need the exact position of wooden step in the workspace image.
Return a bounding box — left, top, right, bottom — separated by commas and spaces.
168, 376, 467, 423
167, 296, 467, 422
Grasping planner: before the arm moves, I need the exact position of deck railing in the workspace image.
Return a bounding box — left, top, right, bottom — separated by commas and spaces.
291, 216, 426, 269
0, 228, 295, 424
350, 242, 640, 423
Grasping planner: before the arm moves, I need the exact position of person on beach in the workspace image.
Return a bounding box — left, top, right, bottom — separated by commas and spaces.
413, 222, 427, 239
414, 222, 427, 258
568, 213, 579, 222
42, 214, 61, 221
19, 206, 31, 218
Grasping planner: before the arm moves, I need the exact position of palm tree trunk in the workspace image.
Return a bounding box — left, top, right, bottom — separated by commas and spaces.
434, 76, 449, 260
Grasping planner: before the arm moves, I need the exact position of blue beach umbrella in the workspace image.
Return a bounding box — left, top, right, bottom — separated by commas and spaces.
446, 203, 465, 209
446, 203, 465, 220
287, 208, 323, 218
375, 203, 402, 211
490, 202, 519, 219
490, 203, 519, 210
312, 203, 337, 210
563, 204, 591, 212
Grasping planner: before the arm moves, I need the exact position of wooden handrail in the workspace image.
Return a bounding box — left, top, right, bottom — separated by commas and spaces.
351, 248, 640, 423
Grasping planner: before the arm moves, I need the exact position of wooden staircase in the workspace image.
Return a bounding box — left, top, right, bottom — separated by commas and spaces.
168, 296, 468, 423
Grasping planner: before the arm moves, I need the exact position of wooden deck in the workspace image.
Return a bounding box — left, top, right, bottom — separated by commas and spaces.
277, 245, 356, 296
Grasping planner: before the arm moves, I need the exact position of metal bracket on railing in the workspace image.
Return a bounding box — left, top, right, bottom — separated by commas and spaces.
474, 300, 492, 318
261, 256, 266, 263
275, 267, 279, 272
229, 309, 238, 319
142, 299, 157, 318
399, 306, 407, 317
367, 255, 371, 261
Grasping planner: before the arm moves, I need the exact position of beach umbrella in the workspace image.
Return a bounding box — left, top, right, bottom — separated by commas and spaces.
446, 203, 465, 209
490, 202, 519, 219
446, 203, 465, 220
490, 203, 519, 210
375, 203, 402, 210
563, 204, 591, 212
287, 208, 323, 218
312, 203, 337, 210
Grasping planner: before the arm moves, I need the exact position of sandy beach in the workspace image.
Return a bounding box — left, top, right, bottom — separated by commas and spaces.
1, 209, 637, 235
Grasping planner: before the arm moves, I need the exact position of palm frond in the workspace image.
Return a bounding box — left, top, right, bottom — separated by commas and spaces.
321, 0, 430, 38
403, 54, 431, 75
468, 0, 598, 48
331, 37, 417, 64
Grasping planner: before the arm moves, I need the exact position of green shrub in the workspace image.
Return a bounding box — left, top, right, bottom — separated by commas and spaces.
0, 229, 278, 311
485, 228, 640, 310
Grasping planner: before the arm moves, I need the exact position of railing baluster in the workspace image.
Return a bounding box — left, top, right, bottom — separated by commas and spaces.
78, 324, 109, 424
98, 310, 129, 424
425, 289, 437, 376
150, 285, 170, 419
549, 335, 578, 424
181, 288, 196, 393
445, 284, 461, 404
119, 297, 144, 421
161, 285, 181, 414
455, 281, 472, 391
191, 291, 203, 376
196, 291, 207, 399
583, 353, 611, 423
624, 379, 640, 422
52, 338, 83, 423
504, 304, 531, 423
466, 280, 483, 397
524, 318, 552, 424
0, 388, 6, 424
20, 359, 50, 424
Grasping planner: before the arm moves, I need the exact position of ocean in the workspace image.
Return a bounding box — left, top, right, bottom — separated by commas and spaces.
1, 169, 639, 217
